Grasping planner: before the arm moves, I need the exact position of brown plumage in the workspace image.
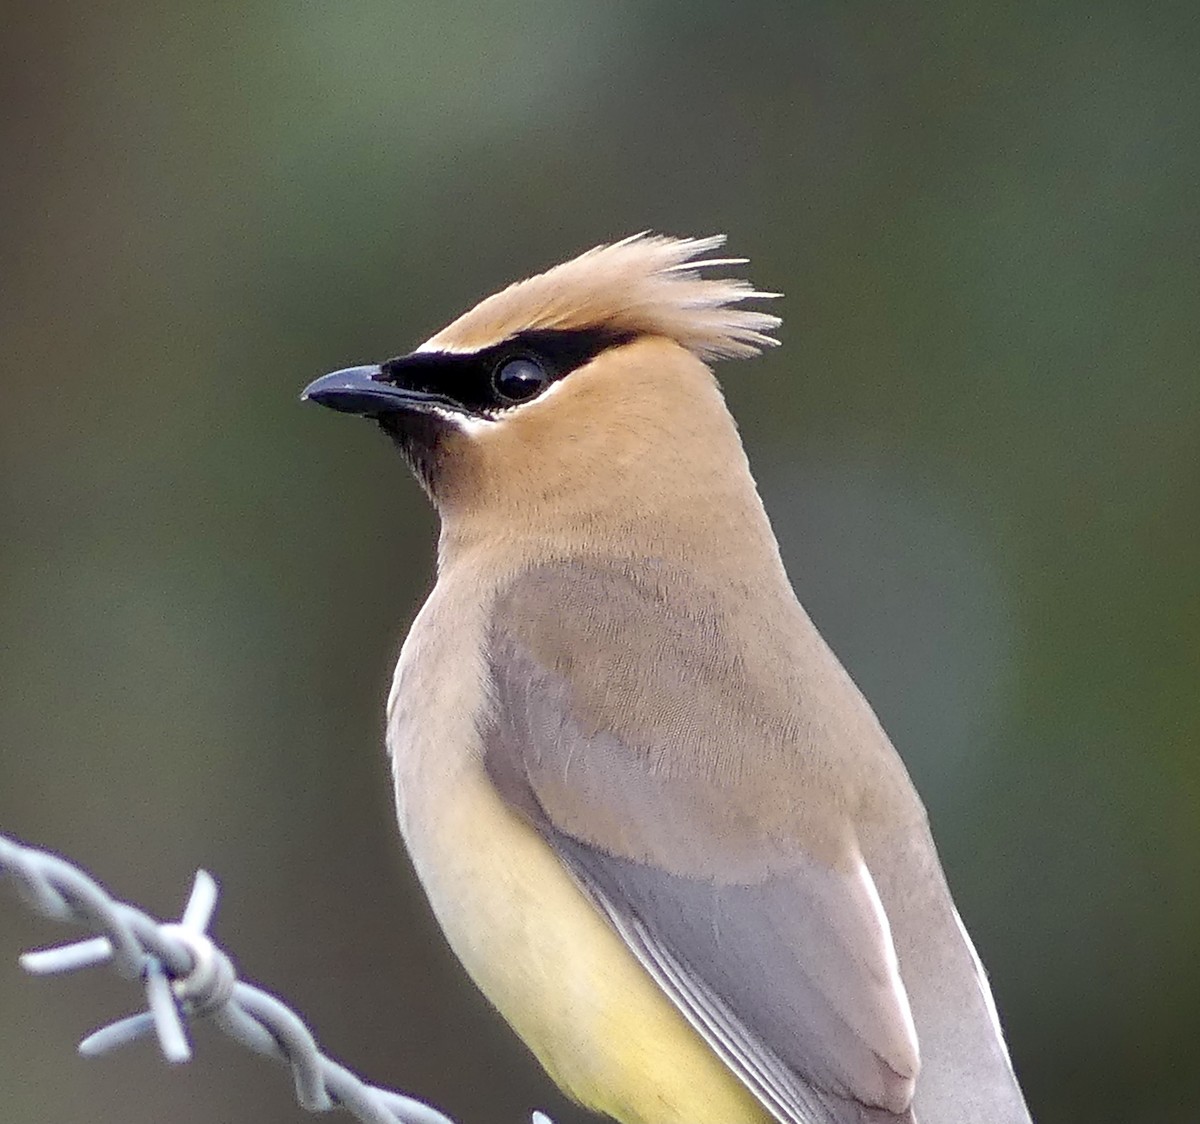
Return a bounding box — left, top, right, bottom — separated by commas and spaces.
302, 234, 1033, 1124
420, 233, 781, 359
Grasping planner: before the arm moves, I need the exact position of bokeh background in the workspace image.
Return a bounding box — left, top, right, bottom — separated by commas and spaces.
2, 3, 1197, 1122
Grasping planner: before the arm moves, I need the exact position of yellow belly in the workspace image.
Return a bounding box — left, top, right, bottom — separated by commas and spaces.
402, 765, 769, 1124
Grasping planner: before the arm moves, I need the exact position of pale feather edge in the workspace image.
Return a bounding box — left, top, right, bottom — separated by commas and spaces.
557, 852, 840, 1124
949, 906, 1019, 1076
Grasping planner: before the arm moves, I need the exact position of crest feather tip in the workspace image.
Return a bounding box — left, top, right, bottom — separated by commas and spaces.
424, 231, 782, 360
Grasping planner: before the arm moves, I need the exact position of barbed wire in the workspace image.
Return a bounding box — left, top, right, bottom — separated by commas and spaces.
0, 831, 461, 1124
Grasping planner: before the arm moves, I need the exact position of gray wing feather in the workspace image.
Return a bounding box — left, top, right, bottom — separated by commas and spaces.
484, 564, 920, 1124
554, 837, 916, 1124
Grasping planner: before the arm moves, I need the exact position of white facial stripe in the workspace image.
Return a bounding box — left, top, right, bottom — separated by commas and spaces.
415, 339, 502, 355
427, 404, 498, 435
454, 413, 499, 436
520, 373, 572, 407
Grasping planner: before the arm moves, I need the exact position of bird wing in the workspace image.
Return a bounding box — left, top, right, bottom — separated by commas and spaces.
482, 560, 921, 1124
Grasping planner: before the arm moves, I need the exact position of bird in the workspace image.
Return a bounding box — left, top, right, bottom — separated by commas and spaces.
301, 233, 1033, 1124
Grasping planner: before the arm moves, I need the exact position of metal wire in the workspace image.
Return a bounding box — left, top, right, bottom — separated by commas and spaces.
0, 832, 458, 1124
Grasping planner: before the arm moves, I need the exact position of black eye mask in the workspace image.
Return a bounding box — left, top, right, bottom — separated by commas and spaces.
377, 327, 635, 419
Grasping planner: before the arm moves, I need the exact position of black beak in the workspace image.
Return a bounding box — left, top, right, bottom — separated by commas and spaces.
301, 365, 412, 417
301, 364, 467, 422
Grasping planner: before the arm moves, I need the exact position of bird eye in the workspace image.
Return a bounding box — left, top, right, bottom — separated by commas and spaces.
491, 357, 549, 404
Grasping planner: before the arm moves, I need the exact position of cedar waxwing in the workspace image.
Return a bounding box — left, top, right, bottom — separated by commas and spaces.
302, 235, 1032, 1124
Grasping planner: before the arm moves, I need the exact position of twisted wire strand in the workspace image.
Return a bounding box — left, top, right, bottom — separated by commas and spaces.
0, 832, 457, 1124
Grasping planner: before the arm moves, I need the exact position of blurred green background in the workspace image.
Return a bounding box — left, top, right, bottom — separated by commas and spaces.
2, 3, 1197, 1122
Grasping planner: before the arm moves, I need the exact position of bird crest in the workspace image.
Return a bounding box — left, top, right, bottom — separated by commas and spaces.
420, 233, 782, 362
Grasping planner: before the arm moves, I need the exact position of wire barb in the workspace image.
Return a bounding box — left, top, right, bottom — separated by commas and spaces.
0, 832, 460, 1124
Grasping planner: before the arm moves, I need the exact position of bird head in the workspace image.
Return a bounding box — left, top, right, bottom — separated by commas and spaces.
303, 234, 781, 553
